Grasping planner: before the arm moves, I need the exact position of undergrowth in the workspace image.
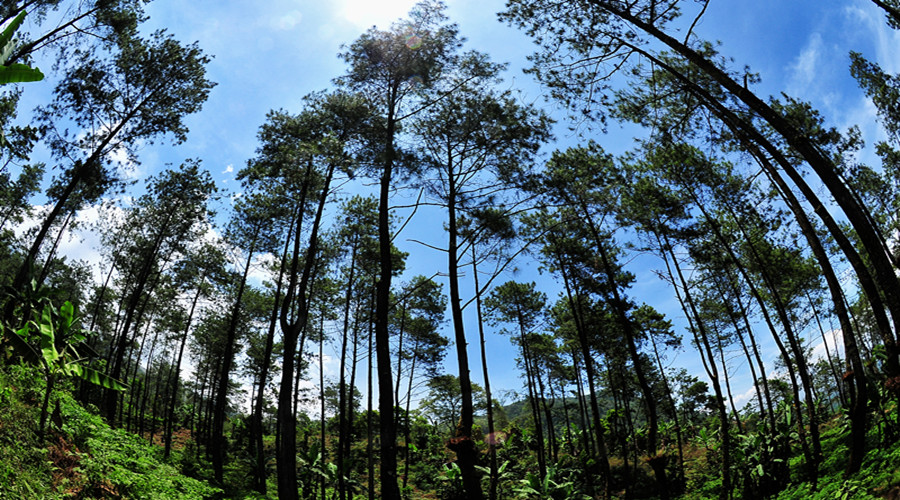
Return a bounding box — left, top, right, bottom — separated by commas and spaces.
0, 363, 221, 499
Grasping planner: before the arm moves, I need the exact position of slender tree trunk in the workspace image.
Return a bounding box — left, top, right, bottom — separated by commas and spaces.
715, 331, 742, 432
579, 209, 668, 495
252, 219, 293, 493
538, 371, 559, 464
374, 98, 401, 500
608, 366, 632, 496
445, 171, 482, 499
725, 279, 781, 450
662, 234, 731, 500
318, 313, 327, 500
518, 325, 547, 480
572, 352, 594, 454
807, 292, 847, 407
137, 320, 164, 440
367, 295, 375, 500
650, 334, 685, 489
165, 284, 203, 458
560, 382, 575, 456
348, 310, 361, 500
402, 338, 418, 490
277, 160, 335, 500
554, 254, 610, 496
338, 244, 358, 500
393, 302, 406, 407
472, 247, 499, 500
36, 209, 75, 287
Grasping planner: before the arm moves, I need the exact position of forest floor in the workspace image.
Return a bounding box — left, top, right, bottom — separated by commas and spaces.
3, 361, 900, 499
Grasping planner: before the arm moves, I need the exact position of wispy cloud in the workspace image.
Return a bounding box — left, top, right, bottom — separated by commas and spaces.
273, 10, 303, 31
787, 32, 823, 94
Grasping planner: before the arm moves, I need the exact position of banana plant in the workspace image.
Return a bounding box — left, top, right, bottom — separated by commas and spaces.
8, 301, 127, 437
514, 466, 589, 500
0, 11, 44, 85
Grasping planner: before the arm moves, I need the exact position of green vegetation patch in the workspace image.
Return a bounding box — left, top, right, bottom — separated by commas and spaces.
0, 364, 220, 499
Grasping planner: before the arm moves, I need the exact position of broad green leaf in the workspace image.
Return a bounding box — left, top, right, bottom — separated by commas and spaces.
59, 301, 75, 332
68, 364, 128, 391
4, 323, 39, 364
0, 11, 27, 64
0, 64, 44, 85
38, 305, 59, 365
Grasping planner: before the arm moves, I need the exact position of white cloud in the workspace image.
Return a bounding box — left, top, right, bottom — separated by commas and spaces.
845, 2, 900, 74
247, 251, 277, 286
334, 0, 418, 30
787, 32, 823, 94
730, 384, 759, 408
809, 327, 845, 363
273, 10, 303, 31
12, 201, 128, 284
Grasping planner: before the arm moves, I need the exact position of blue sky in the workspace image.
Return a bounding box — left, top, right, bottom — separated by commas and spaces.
12, 0, 900, 412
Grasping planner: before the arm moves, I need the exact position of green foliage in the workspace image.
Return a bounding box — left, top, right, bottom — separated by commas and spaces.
439, 462, 466, 499
514, 465, 589, 500
0, 365, 55, 497
297, 440, 338, 496
0, 11, 44, 85
78, 426, 221, 499
3, 298, 127, 436
0, 364, 219, 498
20, 301, 127, 392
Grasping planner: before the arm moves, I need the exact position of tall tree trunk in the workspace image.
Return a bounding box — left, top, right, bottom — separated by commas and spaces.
472, 247, 499, 500
367, 294, 375, 500
337, 242, 355, 500
650, 333, 685, 489
277, 160, 335, 500
36, 209, 75, 287
571, 351, 595, 455
251, 219, 293, 493
402, 337, 419, 490
661, 233, 731, 500
374, 101, 401, 500
807, 292, 847, 407
445, 172, 482, 499
318, 312, 327, 500
715, 331, 742, 432
212, 230, 259, 484
579, 209, 667, 496
553, 250, 611, 497
518, 325, 547, 480
165, 283, 203, 458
